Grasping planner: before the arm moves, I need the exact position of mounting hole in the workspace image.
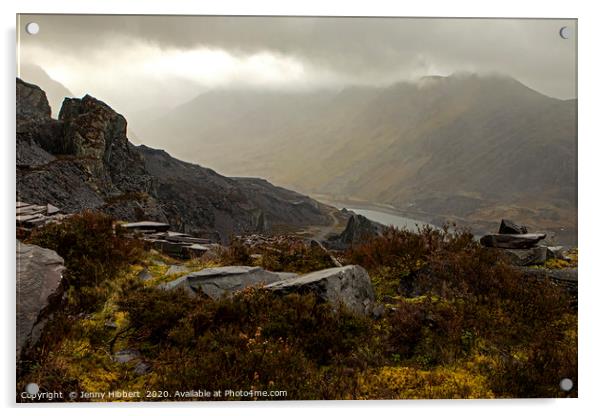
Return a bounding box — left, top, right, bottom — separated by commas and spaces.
559, 378, 573, 391
25, 382, 39, 395
25, 22, 40, 35
559, 26, 570, 40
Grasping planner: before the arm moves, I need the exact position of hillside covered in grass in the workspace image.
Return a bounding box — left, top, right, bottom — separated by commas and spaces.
17, 211, 577, 400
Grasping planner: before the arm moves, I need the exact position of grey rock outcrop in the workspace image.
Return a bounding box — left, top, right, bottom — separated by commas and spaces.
266, 265, 375, 316
16, 240, 65, 358
327, 214, 384, 249
163, 266, 297, 299
16, 201, 70, 231
165, 264, 191, 276
546, 246, 571, 261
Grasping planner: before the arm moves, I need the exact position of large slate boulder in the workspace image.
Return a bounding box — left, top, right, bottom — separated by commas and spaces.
480, 233, 546, 249
16, 240, 65, 358
162, 266, 296, 299
266, 265, 375, 316
499, 219, 528, 235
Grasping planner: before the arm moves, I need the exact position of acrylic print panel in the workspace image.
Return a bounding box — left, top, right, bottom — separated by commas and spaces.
16, 14, 577, 402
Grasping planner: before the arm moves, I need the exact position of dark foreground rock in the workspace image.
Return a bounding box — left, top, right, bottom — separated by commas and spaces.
266, 265, 375, 316
480, 233, 546, 249
162, 266, 297, 299
16, 240, 65, 358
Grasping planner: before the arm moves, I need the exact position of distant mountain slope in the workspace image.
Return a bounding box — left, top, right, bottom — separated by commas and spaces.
16, 78, 335, 242
18, 64, 73, 117
139, 74, 577, 242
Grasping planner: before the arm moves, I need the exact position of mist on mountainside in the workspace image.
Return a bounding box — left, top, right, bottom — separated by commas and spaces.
136, 74, 577, 242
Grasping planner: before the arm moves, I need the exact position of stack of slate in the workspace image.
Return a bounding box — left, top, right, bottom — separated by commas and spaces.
479, 219, 566, 266
119, 221, 217, 259
16, 201, 69, 231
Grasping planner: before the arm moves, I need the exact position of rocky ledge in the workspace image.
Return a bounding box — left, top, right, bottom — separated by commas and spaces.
480, 219, 573, 267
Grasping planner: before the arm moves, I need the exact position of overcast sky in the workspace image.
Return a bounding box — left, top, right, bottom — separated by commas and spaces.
17, 15, 577, 118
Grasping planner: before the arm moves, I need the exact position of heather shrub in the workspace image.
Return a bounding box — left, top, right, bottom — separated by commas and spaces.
153, 329, 321, 400
386, 297, 467, 366
19, 219, 577, 399
117, 287, 378, 399
349, 226, 577, 397
221, 237, 335, 273
220, 237, 253, 266
27, 210, 143, 311
346, 224, 477, 300
115, 279, 196, 344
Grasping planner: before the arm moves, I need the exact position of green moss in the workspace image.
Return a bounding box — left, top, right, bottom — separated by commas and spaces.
356, 366, 495, 399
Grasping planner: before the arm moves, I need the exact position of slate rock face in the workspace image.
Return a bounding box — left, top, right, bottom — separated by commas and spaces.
163, 266, 297, 299
266, 265, 375, 316
59, 95, 154, 194
479, 233, 546, 249
16, 240, 65, 358
17, 79, 66, 161
16, 78, 51, 126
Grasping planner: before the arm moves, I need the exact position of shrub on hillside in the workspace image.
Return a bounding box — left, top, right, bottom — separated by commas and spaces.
117, 287, 379, 399
352, 226, 577, 397
26, 210, 143, 311
221, 237, 335, 273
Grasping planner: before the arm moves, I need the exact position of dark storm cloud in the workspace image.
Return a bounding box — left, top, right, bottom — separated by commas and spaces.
18, 14, 576, 101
